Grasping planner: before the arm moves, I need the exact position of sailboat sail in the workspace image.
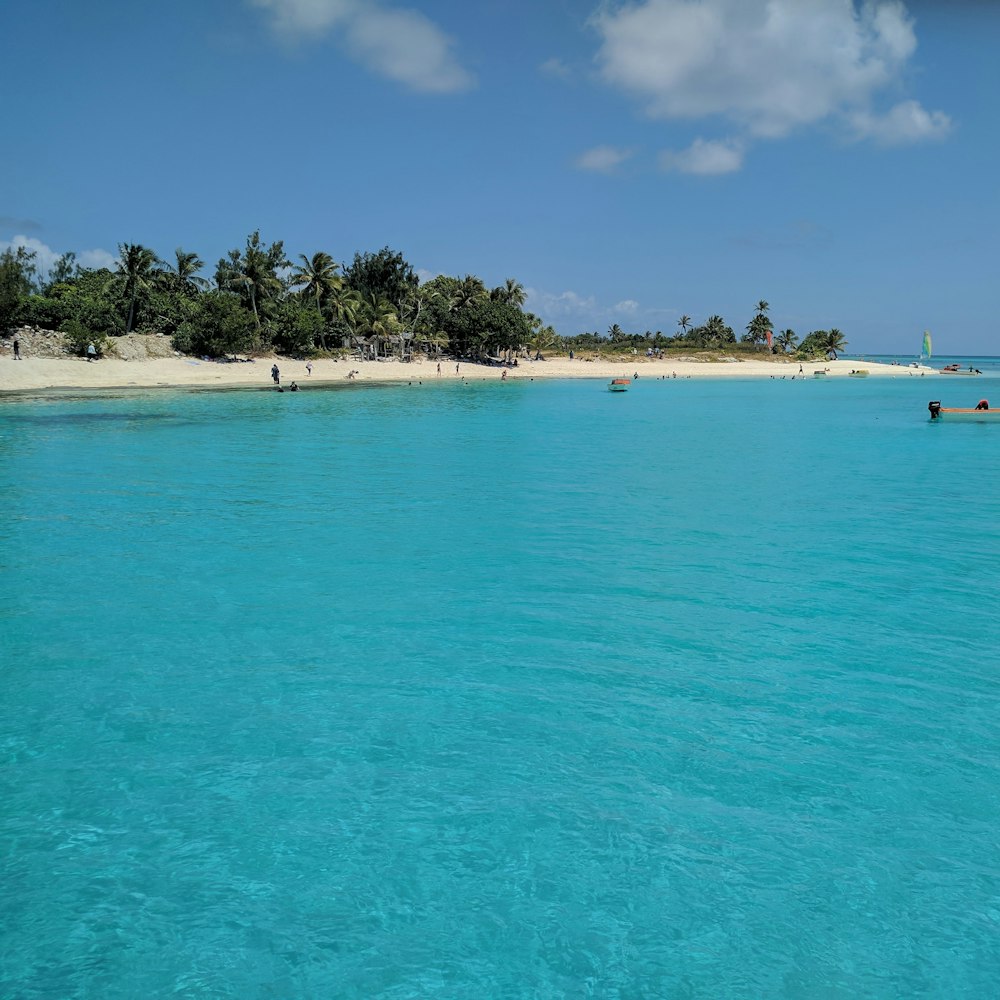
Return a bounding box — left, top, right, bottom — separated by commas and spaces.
921, 330, 932, 361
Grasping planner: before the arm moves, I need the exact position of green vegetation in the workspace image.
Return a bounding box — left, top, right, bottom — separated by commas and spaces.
1, 237, 848, 362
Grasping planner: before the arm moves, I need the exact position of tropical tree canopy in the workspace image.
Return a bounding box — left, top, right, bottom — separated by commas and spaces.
775, 329, 798, 353
491, 278, 526, 308
215, 230, 289, 334
0, 245, 38, 331
288, 251, 342, 350
117, 243, 163, 332
3, 229, 858, 366
342, 247, 418, 315
168, 248, 209, 295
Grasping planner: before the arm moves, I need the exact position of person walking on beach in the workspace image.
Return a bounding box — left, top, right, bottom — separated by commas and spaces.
436, 362, 441, 375
306, 360, 312, 376
12, 334, 20, 360
87, 342, 96, 362
455, 363, 460, 375
271, 363, 280, 385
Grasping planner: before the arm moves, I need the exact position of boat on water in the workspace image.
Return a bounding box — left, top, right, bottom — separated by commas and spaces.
928, 400, 998, 422
608, 378, 630, 392
939, 363, 983, 375
813, 370, 827, 379
849, 369, 869, 378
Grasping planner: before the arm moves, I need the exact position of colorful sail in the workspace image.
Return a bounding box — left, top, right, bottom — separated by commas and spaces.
921, 330, 932, 360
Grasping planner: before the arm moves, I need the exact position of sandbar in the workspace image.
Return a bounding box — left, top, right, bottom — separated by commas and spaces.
0, 353, 938, 396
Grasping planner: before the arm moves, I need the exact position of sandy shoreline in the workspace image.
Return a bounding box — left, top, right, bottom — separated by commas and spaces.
0, 354, 939, 395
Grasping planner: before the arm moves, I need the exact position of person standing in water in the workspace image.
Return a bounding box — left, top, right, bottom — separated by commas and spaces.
271, 364, 280, 385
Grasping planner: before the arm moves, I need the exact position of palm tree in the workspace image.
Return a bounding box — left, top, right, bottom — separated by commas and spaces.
677, 315, 691, 338
449, 275, 488, 313
117, 243, 163, 332
529, 323, 558, 359
215, 231, 288, 334
491, 278, 526, 308
289, 252, 341, 350
420, 328, 450, 358
822, 328, 847, 358
699, 315, 731, 348
756, 300, 769, 316
776, 328, 798, 353
328, 285, 362, 349
170, 248, 209, 294
608, 323, 624, 342
360, 292, 399, 359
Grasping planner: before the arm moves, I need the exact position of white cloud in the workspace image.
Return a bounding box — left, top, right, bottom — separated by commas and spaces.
346, 7, 473, 93
575, 145, 634, 172
849, 98, 952, 144
250, 0, 473, 93
79, 248, 119, 270
615, 299, 639, 313
659, 137, 743, 174
592, 0, 948, 144
0, 235, 117, 276
524, 288, 598, 319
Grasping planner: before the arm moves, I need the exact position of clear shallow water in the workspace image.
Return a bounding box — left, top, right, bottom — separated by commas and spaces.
2, 376, 1000, 998
855, 354, 1000, 376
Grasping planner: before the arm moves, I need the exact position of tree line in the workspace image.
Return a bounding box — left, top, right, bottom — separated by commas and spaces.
565, 301, 847, 359
1, 242, 846, 360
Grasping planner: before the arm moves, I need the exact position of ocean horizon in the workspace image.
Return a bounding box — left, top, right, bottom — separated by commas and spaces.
3, 374, 999, 998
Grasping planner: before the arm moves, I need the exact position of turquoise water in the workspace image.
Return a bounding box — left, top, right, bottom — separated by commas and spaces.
857, 354, 1000, 375
2, 376, 1000, 998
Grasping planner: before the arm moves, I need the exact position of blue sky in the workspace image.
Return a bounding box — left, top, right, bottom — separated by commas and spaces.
1, 0, 997, 353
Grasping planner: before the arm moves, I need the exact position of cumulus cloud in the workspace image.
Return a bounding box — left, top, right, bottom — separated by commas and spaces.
250, 0, 473, 93
659, 137, 743, 174
849, 98, 952, 144
0, 235, 117, 276
593, 0, 948, 144
524, 288, 598, 319
615, 299, 640, 313
575, 145, 634, 172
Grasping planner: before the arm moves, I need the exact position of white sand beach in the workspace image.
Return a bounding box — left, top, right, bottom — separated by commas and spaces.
0, 340, 939, 394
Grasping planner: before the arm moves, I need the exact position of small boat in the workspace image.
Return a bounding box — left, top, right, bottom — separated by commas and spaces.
939, 364, 981, 375
608, 378, 630, 392
849, 369, 869, 378
813, 370, 827, 379
928, 400, 999, 422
